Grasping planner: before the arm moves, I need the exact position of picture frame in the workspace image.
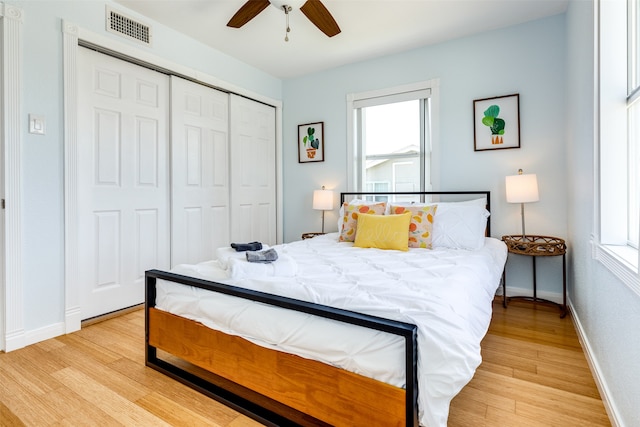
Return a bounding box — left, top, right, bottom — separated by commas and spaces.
298, 122, 325, 163
473, 94, 520, 151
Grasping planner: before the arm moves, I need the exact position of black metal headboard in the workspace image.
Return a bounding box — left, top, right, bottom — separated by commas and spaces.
339, 191, 492, 237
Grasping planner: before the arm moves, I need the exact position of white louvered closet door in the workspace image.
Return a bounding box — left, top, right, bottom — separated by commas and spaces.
229, 94, 277, 245
170, 77, 230, 266
77, 47, 170, 319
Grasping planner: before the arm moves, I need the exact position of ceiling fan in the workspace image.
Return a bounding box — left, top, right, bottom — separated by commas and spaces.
227, 0, 341, 38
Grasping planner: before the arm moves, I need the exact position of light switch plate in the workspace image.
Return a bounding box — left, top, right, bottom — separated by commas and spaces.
29, 114, 45, 135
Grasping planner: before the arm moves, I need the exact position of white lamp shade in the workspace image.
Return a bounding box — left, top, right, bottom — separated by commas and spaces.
313, 189, 334, 211
505, 173, 539, 203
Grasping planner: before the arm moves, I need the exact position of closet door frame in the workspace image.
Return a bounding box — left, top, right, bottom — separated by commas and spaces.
0, 3, 24, 351
62, 21, 283, 335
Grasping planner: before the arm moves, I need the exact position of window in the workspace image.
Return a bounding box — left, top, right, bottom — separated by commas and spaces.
347, 81, 438, 203
628, 0, 640, 248
364, 181, 390, 203
597, 0, 640, 292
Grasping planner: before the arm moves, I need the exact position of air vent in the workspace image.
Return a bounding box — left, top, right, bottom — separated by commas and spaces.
106, 6, 152, 46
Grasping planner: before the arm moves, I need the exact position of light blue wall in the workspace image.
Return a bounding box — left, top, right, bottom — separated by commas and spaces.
283, 14, 568, 295
7, 0, 639, 423
11, 0, 282, 332
566, 1, 640, 425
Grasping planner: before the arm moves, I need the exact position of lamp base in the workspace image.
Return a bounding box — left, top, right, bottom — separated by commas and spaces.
520, 202, 526, 241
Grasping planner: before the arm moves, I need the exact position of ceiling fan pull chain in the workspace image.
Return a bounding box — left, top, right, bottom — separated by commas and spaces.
283, 4, 292, 42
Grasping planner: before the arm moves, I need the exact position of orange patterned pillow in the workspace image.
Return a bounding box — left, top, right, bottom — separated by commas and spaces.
389, 204, 438, 248
339, 202, 387, 242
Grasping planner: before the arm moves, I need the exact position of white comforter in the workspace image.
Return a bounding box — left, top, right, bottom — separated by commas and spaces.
156, 233, 507, 427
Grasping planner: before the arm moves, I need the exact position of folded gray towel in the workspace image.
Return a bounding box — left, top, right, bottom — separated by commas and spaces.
246, 248, 279, 263
231, 241, 262, 252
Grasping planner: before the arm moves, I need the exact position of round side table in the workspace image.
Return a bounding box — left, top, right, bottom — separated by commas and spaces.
501, 235, 567, 318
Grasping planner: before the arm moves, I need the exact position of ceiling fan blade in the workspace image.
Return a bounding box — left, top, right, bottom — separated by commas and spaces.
300, 0, 341, 37
227, 0, 271, 28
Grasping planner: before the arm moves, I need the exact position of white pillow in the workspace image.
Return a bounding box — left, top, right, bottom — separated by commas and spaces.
436, 197, 486, 208
432, 201, 489, 250
387, 197, 485, 208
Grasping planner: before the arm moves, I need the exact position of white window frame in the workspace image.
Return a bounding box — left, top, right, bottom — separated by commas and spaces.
346, 79, 440, 192
595, 0, 640, 296
628, 0, 640, 248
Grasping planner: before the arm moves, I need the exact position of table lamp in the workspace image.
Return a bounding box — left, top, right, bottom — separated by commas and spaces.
312, 186, 334, 233
505, 169, 539, 239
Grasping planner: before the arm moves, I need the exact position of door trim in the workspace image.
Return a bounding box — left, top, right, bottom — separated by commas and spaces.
1, 2, 24, 352
62, 21, 82, 334
62, 20, 283, 334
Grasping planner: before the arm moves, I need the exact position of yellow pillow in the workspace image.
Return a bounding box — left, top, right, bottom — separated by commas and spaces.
353, 211, 412, 251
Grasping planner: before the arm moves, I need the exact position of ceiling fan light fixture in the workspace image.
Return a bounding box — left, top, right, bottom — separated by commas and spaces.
270, 0, 305, 11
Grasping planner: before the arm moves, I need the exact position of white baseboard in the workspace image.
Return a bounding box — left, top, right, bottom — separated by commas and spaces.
569, 299, 622, 427
4, 329, 26, 352
24, 322, 66, 348
65, 306, 82, 334
3, 317, 76, 352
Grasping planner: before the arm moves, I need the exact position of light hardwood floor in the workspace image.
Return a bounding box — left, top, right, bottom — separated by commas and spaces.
450, 299, 610, 426
0, 299, 610, 426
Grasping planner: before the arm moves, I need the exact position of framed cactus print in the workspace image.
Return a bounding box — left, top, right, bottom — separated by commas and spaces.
298, 122, 325, 163
473, 94, 520, 151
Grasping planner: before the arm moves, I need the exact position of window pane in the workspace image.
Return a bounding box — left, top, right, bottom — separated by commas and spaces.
362, 100, 420, 156
632, 0, 640, 91
629, 0, 640, 247
364, 181, 390, 202
361, 100, 422, 193
630, 103, 640, 247
364, 157, 420, 191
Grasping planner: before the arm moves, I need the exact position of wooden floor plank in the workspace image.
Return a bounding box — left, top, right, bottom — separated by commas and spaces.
0, 298, 611, 426
136, 391, 225, 427
0, 368, 63, 425
51, 367, 172, 426
0, 349, 62, 396
43, 386, 122, 426
0, 400, 26, 427
451, 381, 516, 413
54, 333, 123, 365
108, 357, 244, 425
515, 400, 611, 427
485, 404, 559, 427
227, 416, 267, 427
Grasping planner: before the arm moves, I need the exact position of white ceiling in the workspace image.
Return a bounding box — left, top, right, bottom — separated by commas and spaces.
114, 0, 569, 79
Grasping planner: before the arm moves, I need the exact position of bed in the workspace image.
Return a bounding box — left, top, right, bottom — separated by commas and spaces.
145, 191, 507, 427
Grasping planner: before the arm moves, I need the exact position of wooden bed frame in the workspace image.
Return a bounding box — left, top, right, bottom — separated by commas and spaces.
145, 191, 491, 427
